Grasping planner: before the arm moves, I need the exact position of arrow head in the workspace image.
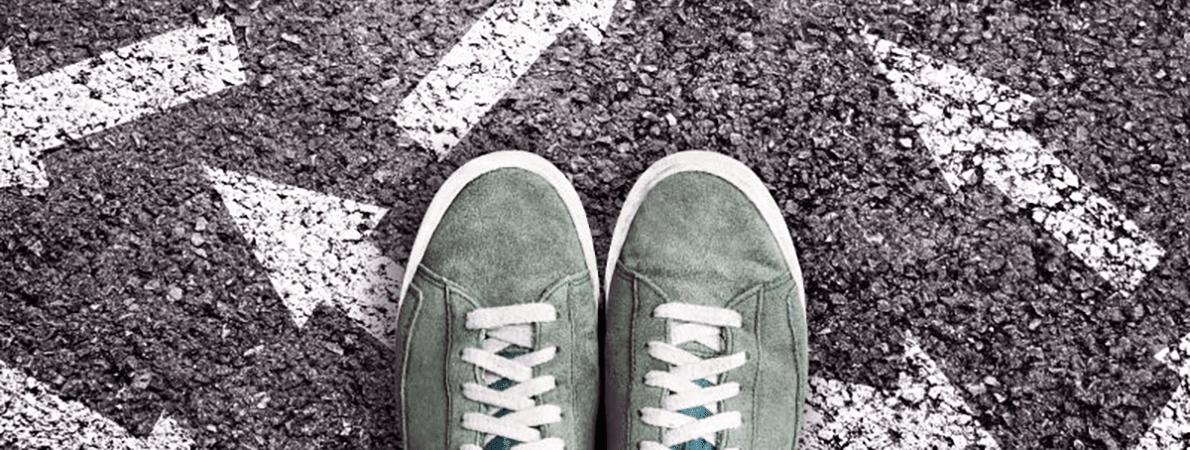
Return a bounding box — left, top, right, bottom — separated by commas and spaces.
1156, 334, 1190, 375
804, 331, 1001, 449
205, 167, 404, 347
1137, 333, 1190, 450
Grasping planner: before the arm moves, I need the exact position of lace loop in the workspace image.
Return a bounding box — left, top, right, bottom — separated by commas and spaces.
655, 302, 742, 327
461, 303, 563, 450
468, 304, 558, 329
640, 302, 745, 449
665, 383, 740, 411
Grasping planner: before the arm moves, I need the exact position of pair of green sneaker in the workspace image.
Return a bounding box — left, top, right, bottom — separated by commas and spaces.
394, 151, 809, 450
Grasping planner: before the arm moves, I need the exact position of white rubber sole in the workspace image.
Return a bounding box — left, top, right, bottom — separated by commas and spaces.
604, 151, 807, 315
398, 151, 601, 311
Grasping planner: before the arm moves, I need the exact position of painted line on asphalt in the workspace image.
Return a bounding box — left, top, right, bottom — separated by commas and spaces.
204, 167, 403, 347
1136, 333, 1190, 450
865, 34, 1164, 296
803, 331, 1000, 450
0, 17, 246, 192
392, 0, 615, 157
0, 360, 192, 450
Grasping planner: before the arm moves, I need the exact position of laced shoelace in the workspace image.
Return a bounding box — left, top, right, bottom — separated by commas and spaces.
460, 303, 564, 450
640, 303, 745, 450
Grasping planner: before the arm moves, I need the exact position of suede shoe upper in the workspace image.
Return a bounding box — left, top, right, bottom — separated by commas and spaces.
396, 165, 599, 450
605, 169, 808, 450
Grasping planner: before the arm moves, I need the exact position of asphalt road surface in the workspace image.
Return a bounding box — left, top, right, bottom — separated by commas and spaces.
1, 0, 1189, 449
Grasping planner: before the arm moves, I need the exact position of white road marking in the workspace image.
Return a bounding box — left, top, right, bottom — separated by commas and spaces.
1136, 334, 1190, 449
865, 34, 1164, 296
0, 48, 17, 85
392, 0, 616, 157
204, 167, 403, 347
803, 332, 1000, 450
0, 360, 192, 450
0, 17, 246, 192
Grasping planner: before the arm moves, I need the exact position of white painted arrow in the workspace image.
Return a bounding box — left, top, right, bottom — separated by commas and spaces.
0, 360, 192, 449
204, 167, 404, 348
393, 0, 616, 157
1135, 333, 1190, 449
802, 332, 1000, 450
0, 17, 246, 192
865, 34, 1164, 296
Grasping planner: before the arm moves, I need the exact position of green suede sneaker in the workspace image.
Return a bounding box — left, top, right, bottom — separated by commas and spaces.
603, 151, 809, 450
395, 151, 600, 450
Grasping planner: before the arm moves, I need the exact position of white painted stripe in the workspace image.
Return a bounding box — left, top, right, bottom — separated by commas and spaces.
204, 167, 403, 348
1135, 334, 1190, 450
0, 47, 17, 84
802, 332, 1000, 450
0, 360, 192, 449
392, 0, 615, 157
866, 34, 1164, 296
0, 17, 246, 192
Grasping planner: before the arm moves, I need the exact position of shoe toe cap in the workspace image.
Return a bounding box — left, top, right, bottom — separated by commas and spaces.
422, 167, 587, 306
619, 170, 789, 305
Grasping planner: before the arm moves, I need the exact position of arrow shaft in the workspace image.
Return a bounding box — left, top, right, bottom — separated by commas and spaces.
393, 0, 572, 157
0, 360, 190, 449
979, 132, 1164, 293
1, 17, 245, 190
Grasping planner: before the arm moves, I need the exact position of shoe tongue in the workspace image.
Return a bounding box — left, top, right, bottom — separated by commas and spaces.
677, 341, 720, 360
496, 345, 530, 359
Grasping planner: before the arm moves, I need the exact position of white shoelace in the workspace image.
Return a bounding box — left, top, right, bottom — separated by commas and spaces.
640, 303, 745, 450
460, 303, 564, 450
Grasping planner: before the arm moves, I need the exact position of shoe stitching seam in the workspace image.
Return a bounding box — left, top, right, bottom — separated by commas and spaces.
626, 271, 638, 448
400, 283, 423, 450
539, 270, 589, 302
765, 271, 794, 291
445, 285, 456, 449
564, 273, 590, 443
414, 263, 449, 286
568, 280, 577, 443
785, 280, 803, 450
616, 262, 671, 303
425, 262, 587, 307
621, 261, 790, 307
753, 287, 763, 448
